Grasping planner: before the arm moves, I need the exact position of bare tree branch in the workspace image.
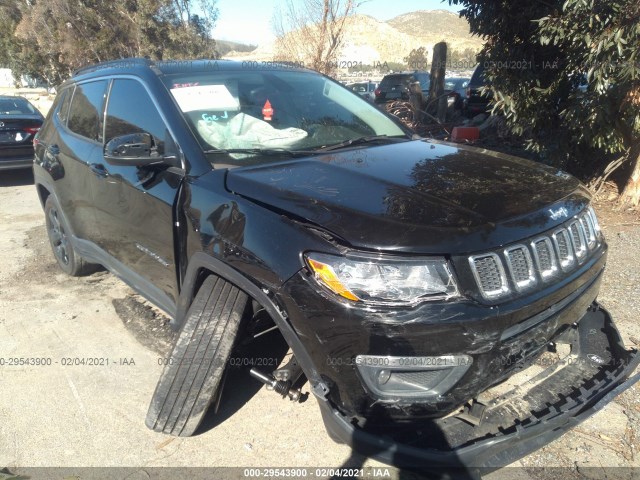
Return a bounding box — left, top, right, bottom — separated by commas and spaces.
273, 0, 356, 75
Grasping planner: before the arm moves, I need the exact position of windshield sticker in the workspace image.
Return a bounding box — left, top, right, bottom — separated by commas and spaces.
173, 82, 200, 88
170, 85, 240, 112
262, 99, 273, 121
202, 112, 229, 123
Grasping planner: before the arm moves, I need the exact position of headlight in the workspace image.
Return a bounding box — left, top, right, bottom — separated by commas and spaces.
304, 252, 459, 306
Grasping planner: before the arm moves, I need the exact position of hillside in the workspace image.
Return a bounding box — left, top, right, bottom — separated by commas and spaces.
387, 10, 482, 56
339, 14, 422, 64
216, 39, 257, 56
388, 10, 473, 41
224, 11, 483, 67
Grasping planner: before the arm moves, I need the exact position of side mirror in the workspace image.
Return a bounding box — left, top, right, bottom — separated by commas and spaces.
104, 133, 178, 167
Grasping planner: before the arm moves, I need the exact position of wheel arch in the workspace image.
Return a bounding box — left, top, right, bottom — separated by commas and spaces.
176, 251, 328, 397
36, 183, 51, 209
37, 185, 78, 239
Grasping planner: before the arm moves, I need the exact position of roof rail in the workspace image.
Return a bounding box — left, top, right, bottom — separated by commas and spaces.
72, 58, 154, 77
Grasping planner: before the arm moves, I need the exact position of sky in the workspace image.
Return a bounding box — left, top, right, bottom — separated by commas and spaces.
212, 0, 462, 46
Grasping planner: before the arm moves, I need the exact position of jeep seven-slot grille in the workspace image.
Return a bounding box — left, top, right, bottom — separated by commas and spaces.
469, 208, 602, 301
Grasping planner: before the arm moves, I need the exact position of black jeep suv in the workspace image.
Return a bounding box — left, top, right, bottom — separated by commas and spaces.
34, 58, 638, 472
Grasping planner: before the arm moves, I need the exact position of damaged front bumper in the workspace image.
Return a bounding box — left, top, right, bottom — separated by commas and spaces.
316, 303, 639, 472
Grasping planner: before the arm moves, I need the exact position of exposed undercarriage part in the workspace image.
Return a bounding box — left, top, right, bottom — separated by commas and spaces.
249, 352, 305, 402
250, 367, 303, 402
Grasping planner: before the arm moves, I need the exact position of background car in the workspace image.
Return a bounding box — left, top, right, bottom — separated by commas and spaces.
0, 95, 44, 170
346, 81, 378, 101
374, 71, 430, 105
464, 63, 492, 116
445, 77, 470, 110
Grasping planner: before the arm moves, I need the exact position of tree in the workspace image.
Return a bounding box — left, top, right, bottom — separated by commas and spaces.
538, 0, 640, 206
450, 0, 640, 206
3, 0, 218, 85
403, 46, 429, 71
273, 0, 357, 75
0, 2, 22, 72
447, 46, 478, 71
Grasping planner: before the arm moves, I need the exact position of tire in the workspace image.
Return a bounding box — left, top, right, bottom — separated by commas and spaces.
146, 274, 249, 436
44, 196, 96, 276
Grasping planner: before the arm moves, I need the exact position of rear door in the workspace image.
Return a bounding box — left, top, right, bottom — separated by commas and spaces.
90, 77, 183, 313
37, 81, 108, 242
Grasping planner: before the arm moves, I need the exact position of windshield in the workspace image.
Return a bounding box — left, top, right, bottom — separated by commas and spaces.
163, 70, 407, 165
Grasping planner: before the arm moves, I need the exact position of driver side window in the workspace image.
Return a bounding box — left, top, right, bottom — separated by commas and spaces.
105, 79, 171, 156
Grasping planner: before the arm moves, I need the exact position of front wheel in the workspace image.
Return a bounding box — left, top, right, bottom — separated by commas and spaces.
146, 274, 249, 436
44, 196, 96, 276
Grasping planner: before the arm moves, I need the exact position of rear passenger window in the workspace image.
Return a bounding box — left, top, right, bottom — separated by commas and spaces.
67, 81, 108, 142
105, 79, 170, 155
57, 87, 73, 125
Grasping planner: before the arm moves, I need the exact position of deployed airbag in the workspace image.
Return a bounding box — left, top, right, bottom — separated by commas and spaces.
197, 113, 307, 153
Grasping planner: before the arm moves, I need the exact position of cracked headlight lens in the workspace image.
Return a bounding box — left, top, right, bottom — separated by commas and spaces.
305, 252, 459, 306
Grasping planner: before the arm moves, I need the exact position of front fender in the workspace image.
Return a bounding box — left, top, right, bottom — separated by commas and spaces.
175, 251, 329, 399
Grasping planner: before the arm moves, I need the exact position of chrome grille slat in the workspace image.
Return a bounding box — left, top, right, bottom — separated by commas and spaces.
532, 237, 558, 281
587, 206, 601, 235
581, 215, 597, 249
469, 209, 602, 301
469, 253, 508, 299
504, 245, 536, 291
553, 228, 575, 272
569, 220, 587, 261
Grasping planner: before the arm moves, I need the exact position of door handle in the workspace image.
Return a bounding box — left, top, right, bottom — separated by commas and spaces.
46, 144, 60, 156
90, 163, 109, 178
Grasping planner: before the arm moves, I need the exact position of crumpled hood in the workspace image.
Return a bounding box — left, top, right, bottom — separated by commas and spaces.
225, 140, 590, 254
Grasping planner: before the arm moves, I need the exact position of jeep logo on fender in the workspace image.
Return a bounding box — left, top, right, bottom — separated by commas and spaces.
548, 206, 569, 220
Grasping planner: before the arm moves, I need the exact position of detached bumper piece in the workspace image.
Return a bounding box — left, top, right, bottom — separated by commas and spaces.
318, 304, 640, 475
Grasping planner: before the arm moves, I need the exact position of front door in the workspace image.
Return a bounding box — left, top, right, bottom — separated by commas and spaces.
90, 78, 183, 315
